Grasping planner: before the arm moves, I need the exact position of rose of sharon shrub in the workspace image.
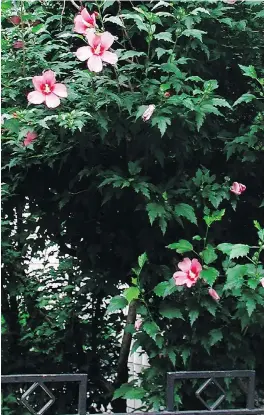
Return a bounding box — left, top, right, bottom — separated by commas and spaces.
27, 70, 67, 108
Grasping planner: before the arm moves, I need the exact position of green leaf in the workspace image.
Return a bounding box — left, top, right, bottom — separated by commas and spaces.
154, 280, 176, 297
32, 23, 44, 33
212, 98, 232, 109
245, 296, 256, 317
156, 47, 169, 60
181, 348, 191, 365
189, 310, 199, 326
102, 0, 116, 11
167, 239, 193, 254
174, 203, 197, 225
154, 32, 174, 42
233, 93, 256, 106
239, 64, 258, 79
202, 245, 218, 265
204, 209, 225, 227
128, 161, 141, 175
146, 202, 166, 225
106, 296, 128, 313
209, 328, 223, 346
138, 252, 147, 269
181, 29, 207, 42
159, 303, 184, 319
225, 265, 247, 290
151, 116, 171, 137
124, 286, 140, 303
120, 50, 146, 60
104, 16, 125, 27
230, 244, 250, 259
217, 243, 233, 255
143, 321, 159, 339
113, 383, 145, 400
200, 268, 219, 285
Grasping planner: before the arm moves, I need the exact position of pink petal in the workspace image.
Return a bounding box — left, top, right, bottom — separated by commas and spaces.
86, 30, 98, 47
209, 288, 220, 301
101, 51, 118, 65
76, 46, 93, 61
191, 259, 202, 274
24, 131, 37, 146
87, 55, 103, 72
81, 8, 91, 21
260, 278, 264, 288
81, 8, 96, 26
178, 258, 191, 273
27, 91, 45, 105
53, 83, 68, 98
45, 93, 60, 108
186, 280, 195, 288
43, 70, 56, 86
173, 271, 188, 286
74, 14, 87, 34
239, 184, 246, 192
230, 182, 241, 195
32, 75, 44, 92
100, 31, 115, 50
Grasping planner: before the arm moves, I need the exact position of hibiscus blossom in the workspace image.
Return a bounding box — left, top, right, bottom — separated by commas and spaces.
27, 70, 67, 108
134, 319, 143, 331
75, 31, 118, 73
209, 288, 220, 301
24, 131, 37, 146
230, 182, 246, 195
74, 8, 98, 34
173, 258, 202, 288
142, 105, 155, 121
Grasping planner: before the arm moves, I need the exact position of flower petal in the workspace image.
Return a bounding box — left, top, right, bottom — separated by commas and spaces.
101, 51, 118, 65
76, 46, 93, 61
100, 31, 114, 50
53, 83, 68, 98
45, 93, 60, 108
86, 30, 98, 47
32, 76, 44, 91
27, 91, 45, 105
178, 258, 191, 273
173, 271, 188, 286
191, 258, 202, 274
87, 55, 103, 72
43, 70, 56, 86
74, 14, 87, 34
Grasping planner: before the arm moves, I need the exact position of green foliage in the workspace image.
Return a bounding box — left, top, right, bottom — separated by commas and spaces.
2, 0, 264, 412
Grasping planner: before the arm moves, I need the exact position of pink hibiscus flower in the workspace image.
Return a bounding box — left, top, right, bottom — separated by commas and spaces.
75, 31, 118, 73
142, 105, 156, 121
230, 182, 246, 195
260, 278, 264, 288
27, 70, 67, 109
74, 8, 98, 34
173, 258, 202, 288
13, 40, 24, 49
9, 15, 21, 25
24, 131, 37, 146
134, 319, 143, 331
209, 288, 220, 301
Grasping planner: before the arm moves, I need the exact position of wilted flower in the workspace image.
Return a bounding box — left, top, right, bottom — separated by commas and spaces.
27, 70, 67, 108
24, 131, 37, 146
209, 288, 220, 301
230, 182, 246, 195
142, 104, 155, 121
134, 319, 142, 331
13, 40, 24, 49
76, 31, 118, 73
164, 92, 171, 98
74, 8, 98, 34
9, 15, 21, 25
173, 258, 202, 288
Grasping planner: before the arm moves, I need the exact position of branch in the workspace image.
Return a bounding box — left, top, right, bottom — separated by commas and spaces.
69, 0, 80, 11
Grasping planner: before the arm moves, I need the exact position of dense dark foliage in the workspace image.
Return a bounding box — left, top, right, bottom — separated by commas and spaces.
1, 0, 264, 413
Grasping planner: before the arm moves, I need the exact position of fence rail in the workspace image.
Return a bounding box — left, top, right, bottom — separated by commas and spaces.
1, 370, 264, 415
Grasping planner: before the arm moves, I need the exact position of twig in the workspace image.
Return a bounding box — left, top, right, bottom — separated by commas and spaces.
60, 0, 66, 29
69, 0, 80, 11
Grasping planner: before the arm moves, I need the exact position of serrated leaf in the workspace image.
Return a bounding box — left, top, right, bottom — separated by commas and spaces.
113, 383, 145, 400
212, 98, 232, 109
159, 303, 184, 319
120, 50, 146, 60
209, 328, 223, 346
174, 203, 197, 225
202, 245, 218, 265
167, 240, 193, 254
138, 252, 147, 269
154, 32, 174, 42
106, 296, 128, 313
189, 310, 199, 326
124, 286, 140, 303
151, 116, 171, 137
233, 93, 256, 106
239, 64, 258, 79
230, 244, 250, 259
245, 297, 256, 317
155, 47, 168, 60
217, 243, 233, 255
225, 265, 247, 290
154, 280, 176, 297
143, 321, 159, 339
104, 15, 125, 27
200, 268, 219, 285
181, 348, 191, 365
146, 202, 166, 225
181, 29, 207, 42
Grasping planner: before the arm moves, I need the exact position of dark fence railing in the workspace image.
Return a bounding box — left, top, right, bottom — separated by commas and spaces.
1, 370, 264, 415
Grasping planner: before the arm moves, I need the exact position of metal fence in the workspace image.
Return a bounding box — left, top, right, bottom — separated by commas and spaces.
2, 370, 264, 415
